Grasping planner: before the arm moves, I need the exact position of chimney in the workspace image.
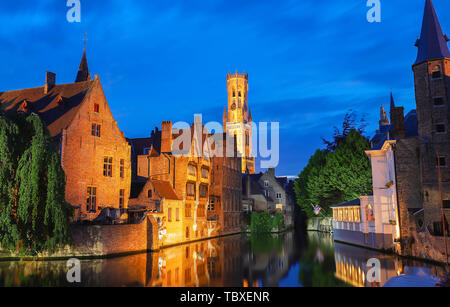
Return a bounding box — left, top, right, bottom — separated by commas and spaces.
44, 72, 56, 94
267, 167, 276, 178
161, 121, 173, 153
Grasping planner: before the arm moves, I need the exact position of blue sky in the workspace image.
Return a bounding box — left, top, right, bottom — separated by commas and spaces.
1, 0, 449, 177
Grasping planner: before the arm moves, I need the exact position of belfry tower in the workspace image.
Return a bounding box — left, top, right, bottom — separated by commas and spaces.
224, 71, 255, 174
413, 0, 450, 227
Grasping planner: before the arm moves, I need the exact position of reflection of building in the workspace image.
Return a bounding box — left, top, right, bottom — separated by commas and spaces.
334, 242, 399, 287
224, 72, 255, 174
243, 232, 298, 287
243, 168, 295, 228
0, 47, 131, 221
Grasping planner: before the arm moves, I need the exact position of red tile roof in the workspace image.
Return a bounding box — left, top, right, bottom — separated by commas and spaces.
0, 80, 95, 137
152, 180, 180, 200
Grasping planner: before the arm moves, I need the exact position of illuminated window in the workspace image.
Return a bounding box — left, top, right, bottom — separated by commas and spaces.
94, 103, 100, 113
208, 198, 215, 212
103, 157, 113, 177
197, 204, 205, 217
366, 204, 375, 221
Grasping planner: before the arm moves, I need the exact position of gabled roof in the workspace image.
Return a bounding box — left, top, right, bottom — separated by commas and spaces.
414, 0, 450, 65
152, 180, 180, 200
130, 179, 180, 200
0, 80, 95, 137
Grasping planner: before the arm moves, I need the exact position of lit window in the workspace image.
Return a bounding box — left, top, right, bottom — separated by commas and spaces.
103, 157, 113, 177
366, 204, 375, 221
208, 198, 215, 212
94, 103, 100, 113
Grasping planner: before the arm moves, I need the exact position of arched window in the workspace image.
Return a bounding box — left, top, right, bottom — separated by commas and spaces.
366, 204, 375, 221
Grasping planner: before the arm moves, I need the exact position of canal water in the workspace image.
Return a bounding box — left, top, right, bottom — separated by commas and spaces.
0, 231, 447, 287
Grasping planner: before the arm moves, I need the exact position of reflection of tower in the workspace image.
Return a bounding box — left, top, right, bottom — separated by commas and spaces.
224, 71, 255, 174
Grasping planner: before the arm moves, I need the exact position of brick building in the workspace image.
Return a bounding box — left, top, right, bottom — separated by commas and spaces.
209, 133, 243, 236
0, 47, 131, 221
129, 116, 212, 244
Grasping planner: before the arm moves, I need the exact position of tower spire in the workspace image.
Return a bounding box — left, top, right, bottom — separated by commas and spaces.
379, 105, 389, 127
75, 32, 91, 83
390, 90, 395, 109
414, 0, 450, 65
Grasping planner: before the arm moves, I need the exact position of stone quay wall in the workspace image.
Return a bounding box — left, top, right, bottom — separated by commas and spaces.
307, 217, 333, 233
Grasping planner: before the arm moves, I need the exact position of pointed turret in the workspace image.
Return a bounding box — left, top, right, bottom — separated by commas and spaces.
248, 107, 253, 123
414, 0, 450, 65
390, 90, 395, 109
75, 47, 90, 83
379, 105, 389, 127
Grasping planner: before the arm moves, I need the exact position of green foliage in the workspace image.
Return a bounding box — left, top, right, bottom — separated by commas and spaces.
249, 234, 283, 254
0, 113, 72, 254
295, 113, 372, 218
250, 211, 285, 233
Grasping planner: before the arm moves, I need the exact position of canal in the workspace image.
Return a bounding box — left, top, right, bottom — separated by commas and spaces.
0, 231, 447, 287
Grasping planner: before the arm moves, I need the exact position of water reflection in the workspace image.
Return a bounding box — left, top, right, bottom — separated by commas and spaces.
0, 231, 446, 287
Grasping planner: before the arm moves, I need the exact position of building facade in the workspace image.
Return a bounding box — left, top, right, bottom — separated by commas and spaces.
0, 48, 132, 221
243, 168, 295, 229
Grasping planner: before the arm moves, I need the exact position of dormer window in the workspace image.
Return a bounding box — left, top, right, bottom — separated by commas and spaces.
432, 66, 441, 79
94, 103, 100, 113
18, 100, 29, 113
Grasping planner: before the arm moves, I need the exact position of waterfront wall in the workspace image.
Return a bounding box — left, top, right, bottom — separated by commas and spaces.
307, 217, 333, 233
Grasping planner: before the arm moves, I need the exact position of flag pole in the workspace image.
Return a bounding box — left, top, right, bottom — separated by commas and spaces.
437, 151, 448, 266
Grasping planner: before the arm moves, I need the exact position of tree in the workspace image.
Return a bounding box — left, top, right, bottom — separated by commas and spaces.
295, 113, 372, 218
0, 112, 72, 254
